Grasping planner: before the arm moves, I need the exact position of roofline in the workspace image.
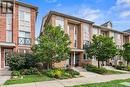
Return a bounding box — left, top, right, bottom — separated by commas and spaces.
0, 1, 38, 11
16, 1, 38, 11
42, 11, 130, 36
123, 29, 130, 32
93, 25, 130, 36
45, 11, 94, 25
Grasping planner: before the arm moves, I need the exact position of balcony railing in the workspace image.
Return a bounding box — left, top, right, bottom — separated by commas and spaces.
18, 37, 31, 45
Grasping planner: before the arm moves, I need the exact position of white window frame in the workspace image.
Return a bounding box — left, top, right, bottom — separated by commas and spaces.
83, 24, 89, 41
55, 16, 64, 30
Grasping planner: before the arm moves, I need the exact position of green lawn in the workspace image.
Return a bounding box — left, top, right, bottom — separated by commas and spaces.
4, 75, 53, 85
69, 78, 130, 87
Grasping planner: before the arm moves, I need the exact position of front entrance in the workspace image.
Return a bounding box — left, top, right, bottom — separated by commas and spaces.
75, 54, 79, 66
69, 52, 83, 67
4, 49, 13, 66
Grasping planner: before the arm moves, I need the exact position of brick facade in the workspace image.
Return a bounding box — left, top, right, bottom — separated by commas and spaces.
0, 1, 38, 69
41, 11, 130, 67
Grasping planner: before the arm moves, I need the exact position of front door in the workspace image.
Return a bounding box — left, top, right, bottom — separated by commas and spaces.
5, 49, 12, 66
75, 54, 79, 66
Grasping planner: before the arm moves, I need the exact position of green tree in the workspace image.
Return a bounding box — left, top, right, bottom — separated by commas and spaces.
122, 43, 130, 67
86, 35, 117, 68
32, 25, 71, 69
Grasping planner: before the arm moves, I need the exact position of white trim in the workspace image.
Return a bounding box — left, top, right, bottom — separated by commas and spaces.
74, 51, 76, 65
3, 49, 5, 68
71, 48, 84, 52
0, 42, 15, 47
67, 25, 70, 36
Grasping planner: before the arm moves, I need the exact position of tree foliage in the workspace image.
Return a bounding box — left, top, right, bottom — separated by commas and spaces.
32, 25, 71, 69
85, 35, 117, 68
122, 43, 130, 67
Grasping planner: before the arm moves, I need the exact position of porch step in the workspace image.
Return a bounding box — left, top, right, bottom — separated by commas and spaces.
0, 67, 11, 76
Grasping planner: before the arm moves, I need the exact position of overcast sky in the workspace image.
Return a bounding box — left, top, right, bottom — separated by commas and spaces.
19, 0, 130, 37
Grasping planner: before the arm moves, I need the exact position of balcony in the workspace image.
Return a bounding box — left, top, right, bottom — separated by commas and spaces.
18, 37, 31, 45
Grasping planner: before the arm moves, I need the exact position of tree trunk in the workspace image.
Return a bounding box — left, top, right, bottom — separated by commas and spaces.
47, 63, 50, 70
127, 61, 129, 68
98, 60, 100, 68
102, 61, 104, 67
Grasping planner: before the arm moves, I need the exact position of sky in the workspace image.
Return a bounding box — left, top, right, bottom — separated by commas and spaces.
18, 0, 130, 37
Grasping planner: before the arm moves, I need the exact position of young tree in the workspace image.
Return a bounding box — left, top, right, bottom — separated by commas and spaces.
122, 43, 130, 67
86, 35, 117, 68
32, 25, 71, 69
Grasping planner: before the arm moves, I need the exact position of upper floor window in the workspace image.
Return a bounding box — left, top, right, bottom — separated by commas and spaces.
18, 6, 31, 45
74, 25, 78, 48
55, 16, 64, 30
93, 28, 99, 35
83, 24, 89, 41
6, 14, 12, 42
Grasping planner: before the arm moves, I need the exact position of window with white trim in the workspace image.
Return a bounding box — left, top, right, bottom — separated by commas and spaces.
93, 28, 99, 35
74, 25, 77, 48
83, 24, 89, 44
55, 16, 64, 30
6, 14, 12, 42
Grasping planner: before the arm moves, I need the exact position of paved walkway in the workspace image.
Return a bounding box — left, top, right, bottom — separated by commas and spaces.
1, 74, 130, 87
103, 66, 130, 73
0, 67, 11, 86
1, 67, 130, 87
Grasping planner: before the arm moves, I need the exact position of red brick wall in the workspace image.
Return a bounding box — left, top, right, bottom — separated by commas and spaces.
31, 9, 36, 46
13, 4, 19, 52
0, 13, 6, 42
1, 48, 4, 68
12, 4, 36, 52
0, 3, 37, 68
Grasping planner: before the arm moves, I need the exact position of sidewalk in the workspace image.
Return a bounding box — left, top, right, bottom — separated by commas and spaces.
0, 68, 11, 86
1, 73, 130, 87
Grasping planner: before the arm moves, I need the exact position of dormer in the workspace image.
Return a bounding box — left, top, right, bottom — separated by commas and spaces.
101, 21, 112, 29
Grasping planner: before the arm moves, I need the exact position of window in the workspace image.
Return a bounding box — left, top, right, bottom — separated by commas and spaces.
18, 31, 31, 45
1, 1, 13, 14
6, 31, 12, 42
74, 26, 77, 48
18, 6, 31, 45
6, 14, 12, 42
83, 24, 89, 41
93, 28, 99, 35
56, 16, 64, 29
18, 49, 30, 53
84, 53, 88, 60
74, 40, 77, 48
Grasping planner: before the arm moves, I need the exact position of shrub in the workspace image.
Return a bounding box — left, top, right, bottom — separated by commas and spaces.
8, 53, 37, 70
46, 68, 63, 79
116, 65, 126, 70
24, 53, 38, 69
65, 69, 80, 76
11, 71, 21, 76
85, 64, 107, 74
128, 66, 130, 71
8, 53, 26, 70
20, 68, 41, 75
45, 68, 80, 79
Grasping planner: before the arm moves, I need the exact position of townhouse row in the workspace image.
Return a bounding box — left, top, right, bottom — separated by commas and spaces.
41, 11, 130, 67
0, 0, 130, 69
